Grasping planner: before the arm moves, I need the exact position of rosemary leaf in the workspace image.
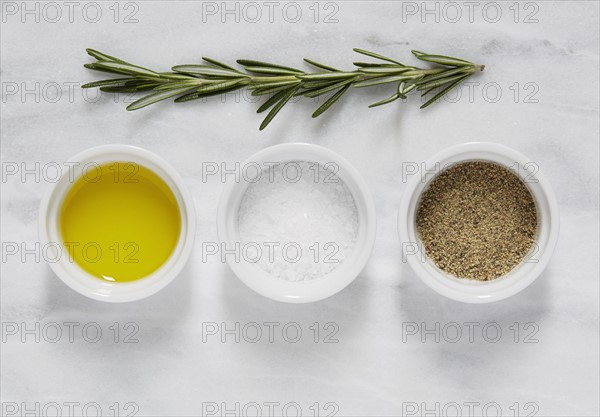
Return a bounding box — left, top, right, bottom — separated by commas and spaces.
297, 84, 334, 97
260, 85, 300, 130
353, 48, 404, 66
126, 86, 198, 111
303, 58, 340, 72
398, 82, 407, 97
417, 73, 470, 91
195, 79, 248, 94
353, 62, 385, 68
173, 92, 202, 103
354, 62, 412, 68
100, 85, 156, 93
172, 65, 244, 78
243, 66, 304, 76
81, 78, 137, 88
256, 90, 288, 113
175, 84, 245, 102
353, 74, 416, 88
369, 93, 401, 108
301, 80, 339, 89
358, 67, 413, 74
414, 53, 473, 67
416, 66, 473, 85
312, 84, 351, 118
153, 81, 202, 91
248, 80, 300, 91
252, 82, 301, 96
421, 85, 437, 97
158, 72, 195, 80
201, 57, 239, 72
237, 59, 303, 74
304, 78, 355, 98
84, 63, 132, 76
298, 72, 356, 81
400, 83, 417, 96
93, 61, 159, 77
420, 75, 469, 109
125, 79, 158, 86
86, 48, 129, 64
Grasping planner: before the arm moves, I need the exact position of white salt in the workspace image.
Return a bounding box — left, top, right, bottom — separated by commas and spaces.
238, 161, 359, 281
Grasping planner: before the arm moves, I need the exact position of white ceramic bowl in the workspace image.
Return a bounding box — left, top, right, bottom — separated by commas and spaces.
39, 144, 196, 302
398, 142, 559, 303
217, 143, 377, 303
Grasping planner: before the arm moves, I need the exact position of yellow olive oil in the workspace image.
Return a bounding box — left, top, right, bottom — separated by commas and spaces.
60, 162, 181, 282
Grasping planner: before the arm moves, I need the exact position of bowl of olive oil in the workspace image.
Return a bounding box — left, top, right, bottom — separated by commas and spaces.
39, 145, 196, 302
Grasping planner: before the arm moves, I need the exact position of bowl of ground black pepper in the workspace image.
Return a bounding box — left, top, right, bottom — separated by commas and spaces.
398, 142, 559, 303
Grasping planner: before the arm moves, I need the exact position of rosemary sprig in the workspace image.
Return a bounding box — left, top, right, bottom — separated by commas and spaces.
83, 48, 484, 130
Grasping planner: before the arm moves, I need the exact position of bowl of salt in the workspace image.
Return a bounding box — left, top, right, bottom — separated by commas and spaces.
217, 143, 376, 303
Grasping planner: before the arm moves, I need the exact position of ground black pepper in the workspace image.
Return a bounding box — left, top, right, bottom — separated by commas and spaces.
416, 161, 538, 281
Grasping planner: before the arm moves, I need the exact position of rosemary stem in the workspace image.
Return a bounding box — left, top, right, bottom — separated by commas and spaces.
250, 75, 298, 83
83, 47, 484, 130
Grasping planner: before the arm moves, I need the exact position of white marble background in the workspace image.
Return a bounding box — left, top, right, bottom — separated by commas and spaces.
1, 1, 599, 416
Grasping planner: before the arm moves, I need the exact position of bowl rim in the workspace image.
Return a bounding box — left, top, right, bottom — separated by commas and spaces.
38, 144, 196, 302
398, 142, 560, 303
216, 143, 377, 303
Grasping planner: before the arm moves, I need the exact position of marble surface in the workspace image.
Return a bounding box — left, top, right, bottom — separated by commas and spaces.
1, 1, 599, 416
